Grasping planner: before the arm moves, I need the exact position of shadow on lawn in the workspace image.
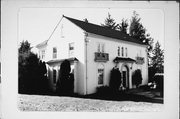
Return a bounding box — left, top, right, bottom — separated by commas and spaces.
19, 89, 163, 104
72, 91, 163, 104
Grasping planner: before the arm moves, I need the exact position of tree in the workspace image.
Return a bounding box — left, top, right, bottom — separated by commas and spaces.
150, 41, 164, 73
83, 18, 89, 23
132, 69, 143, 87
109, 67, 121, 91
101, 13, 118, 30
18, 40, 31, 53
56, 60, 74, 95
18, 40, 48, 94
129, 11, 154, 64
117, 18, 129, 34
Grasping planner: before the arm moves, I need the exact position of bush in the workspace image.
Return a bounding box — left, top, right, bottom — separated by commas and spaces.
109, 67, 121, 91
132, 69, 143, 88
96, 86, 111, 95
56, 60, 74, 95
18, 52, 49, 94
148, 67, 157, 83
153, 74, 163, 91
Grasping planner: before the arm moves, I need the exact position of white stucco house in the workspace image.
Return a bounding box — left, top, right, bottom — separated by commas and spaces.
36, 15, 148, 95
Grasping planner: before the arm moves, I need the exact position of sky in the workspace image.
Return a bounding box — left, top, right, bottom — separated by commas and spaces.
19, 8, 164, 49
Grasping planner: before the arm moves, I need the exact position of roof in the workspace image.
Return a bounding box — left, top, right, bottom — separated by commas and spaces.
36, 40, 48, 48
47, 57, 78, 64
64, 16, 146, 45
113, 57, 136, 63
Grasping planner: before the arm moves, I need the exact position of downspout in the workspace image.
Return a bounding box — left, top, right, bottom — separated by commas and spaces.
84, 32, 88, 95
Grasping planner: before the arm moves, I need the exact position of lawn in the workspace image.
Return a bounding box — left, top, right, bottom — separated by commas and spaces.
18, 94, 163, 112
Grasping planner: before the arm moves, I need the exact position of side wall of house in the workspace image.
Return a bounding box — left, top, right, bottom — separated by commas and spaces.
45, 18, 86, 95
86, 33, 148, 94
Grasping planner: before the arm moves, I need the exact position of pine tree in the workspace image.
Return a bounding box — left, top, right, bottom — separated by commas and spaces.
101, 13, 118, 30
117, 18, 128, 34
150, 41, 164, 73
129, 11, 154, 65
18, 40, 48, 94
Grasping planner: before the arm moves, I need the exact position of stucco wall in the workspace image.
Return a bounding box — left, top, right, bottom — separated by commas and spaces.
86, 33, 148, 94
42, 18, 86, 94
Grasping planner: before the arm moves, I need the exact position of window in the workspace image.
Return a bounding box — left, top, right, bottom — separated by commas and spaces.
53, 47, 57, 59
69, 42, 74, 57
101, 44, 105, 53
41, 50, 45, 60
97, 43, 105, 53
125, 48, 128, 57
122, 47, 124, 57
97, 64, 104, 85
118, 46, 120, 56
53, 69, 56, 84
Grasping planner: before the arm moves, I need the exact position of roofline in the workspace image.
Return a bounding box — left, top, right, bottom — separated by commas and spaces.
63, 15, 147, 46
87, 32, 148, 47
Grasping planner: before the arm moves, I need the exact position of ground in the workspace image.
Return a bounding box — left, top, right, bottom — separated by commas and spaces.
18, 94, 163, 112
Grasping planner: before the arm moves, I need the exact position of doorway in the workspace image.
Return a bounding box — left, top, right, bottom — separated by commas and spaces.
122, 65, 129, 89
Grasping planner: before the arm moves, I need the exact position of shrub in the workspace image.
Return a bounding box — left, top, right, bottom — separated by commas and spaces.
109, 67, 121, 91
132, 69, 143, 88
56, 60, 74, 95
96, 86, 111, 96
18, 52, 49, 94
153, 74, 163, 91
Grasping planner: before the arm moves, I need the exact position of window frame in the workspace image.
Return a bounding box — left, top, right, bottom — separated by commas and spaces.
53, 47, 57, 59
69, 42, 75, 57
121, 47, 124, 57
41, 50, 45, 60
118, 46, 120, 56
97, 42, 105, 53
125, 47, 128, 57
97, 63, 105, 86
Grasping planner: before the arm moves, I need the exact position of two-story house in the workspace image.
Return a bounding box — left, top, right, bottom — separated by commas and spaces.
36, 15, 148, 95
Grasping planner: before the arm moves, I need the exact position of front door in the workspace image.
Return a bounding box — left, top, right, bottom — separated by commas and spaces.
122, 66, 129, 89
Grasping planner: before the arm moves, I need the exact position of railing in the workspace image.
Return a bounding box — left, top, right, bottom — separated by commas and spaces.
94, 52, 109, 62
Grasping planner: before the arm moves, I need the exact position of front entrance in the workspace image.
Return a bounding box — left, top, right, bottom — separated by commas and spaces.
122, 65, 129, 89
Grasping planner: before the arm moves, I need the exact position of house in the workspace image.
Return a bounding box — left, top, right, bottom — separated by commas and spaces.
36, 15, 148, 95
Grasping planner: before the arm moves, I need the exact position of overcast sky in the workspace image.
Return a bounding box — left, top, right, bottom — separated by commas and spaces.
19, 8, 164, 49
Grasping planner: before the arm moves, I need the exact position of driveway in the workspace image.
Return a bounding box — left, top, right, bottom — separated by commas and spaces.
18, 94, 163, 112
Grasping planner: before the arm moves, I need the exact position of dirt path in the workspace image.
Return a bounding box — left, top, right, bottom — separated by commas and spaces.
18, 94, 163, 112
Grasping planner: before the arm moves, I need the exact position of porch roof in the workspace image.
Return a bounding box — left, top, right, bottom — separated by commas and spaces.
46, 57, 78, 64
113, 57, 136, 63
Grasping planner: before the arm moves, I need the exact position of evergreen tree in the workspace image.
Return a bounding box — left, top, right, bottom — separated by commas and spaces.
117, 18, 128, 34
18, 40, 48, 94
129, 11, 154, 65
84, 18, 89, 23
150, 41, 164, 73
18, 40, 31, 53
101, 13, 118, 30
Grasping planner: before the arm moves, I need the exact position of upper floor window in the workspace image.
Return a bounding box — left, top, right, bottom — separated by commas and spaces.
69, 42, 74, 57
41, 50, 45, 60
118, 46, 120, 56
97, 43, 105, 53
53, 47, 57, 59
125, 47, 128, 57
121, 47, 124, 57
